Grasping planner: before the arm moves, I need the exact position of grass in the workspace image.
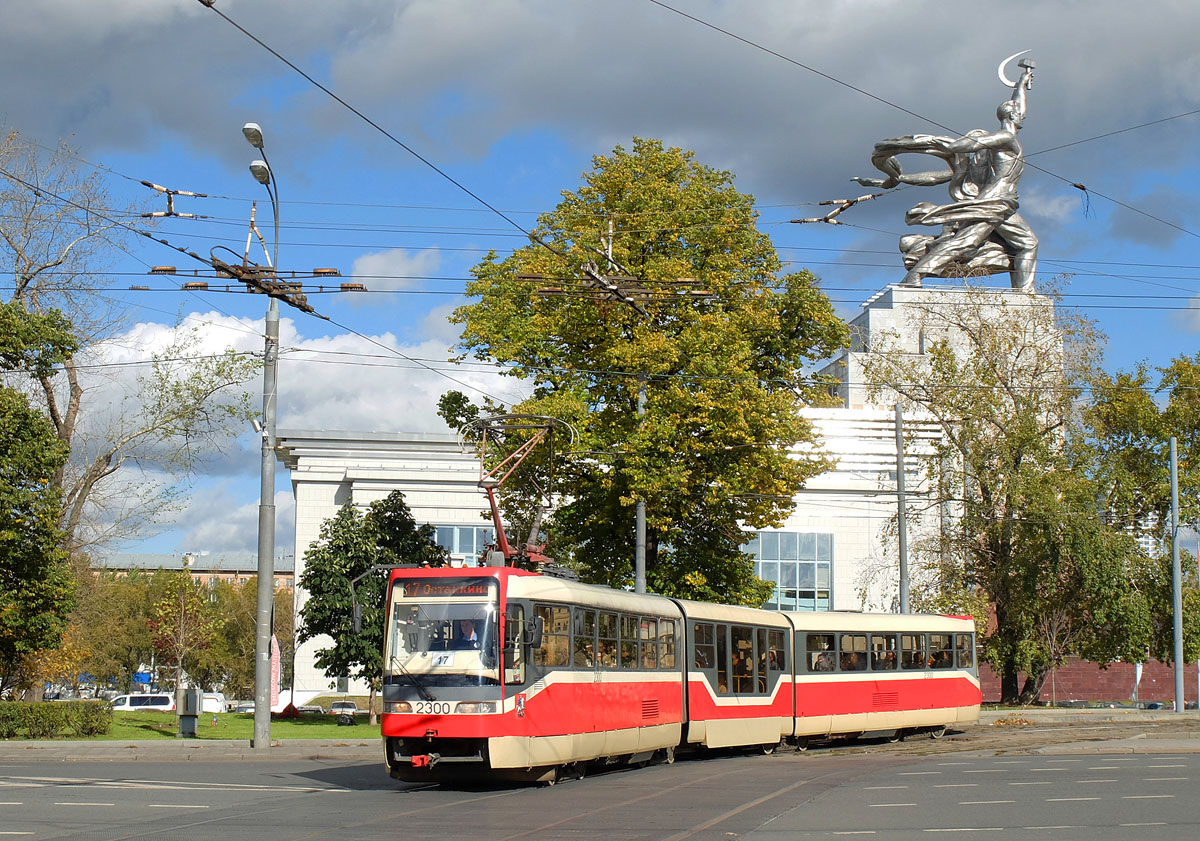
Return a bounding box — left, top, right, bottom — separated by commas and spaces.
15, 711, 381, 741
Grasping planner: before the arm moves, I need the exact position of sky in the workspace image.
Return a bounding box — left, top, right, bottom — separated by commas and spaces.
3, 0, 1200, 557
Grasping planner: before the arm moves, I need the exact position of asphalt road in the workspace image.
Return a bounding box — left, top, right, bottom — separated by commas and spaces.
1, 714, 1198, 841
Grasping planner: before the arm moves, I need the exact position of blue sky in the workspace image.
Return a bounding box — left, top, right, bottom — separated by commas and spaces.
4, 0, 1200, 556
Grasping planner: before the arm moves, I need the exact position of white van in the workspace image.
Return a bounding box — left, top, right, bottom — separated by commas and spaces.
110, 693, 175, 712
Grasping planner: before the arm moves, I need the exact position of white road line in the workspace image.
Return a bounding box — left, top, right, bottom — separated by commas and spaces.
1086, 766, 1119, 770
833, 833, 877, 836
0, 802, 23, 805
53, 802, 113, 807
934, 784, 978, 789
869, 803, 916, 808
937, 762, 973, 766
1147, 764, 1186, 768
1145, 776, 1187, 781
1122, 794, 1174, 799
1121, 822, 1167, 827
897, 771, 941, 776
1045, 797, 1100, 802
923, 829, 1002, 833
1009, 781, 1051, 786
959, 800, 1014, 805
0, 832, 34, 836
1077, 779, 1117, 784
864, 785, 908, 790
962, 770, 1005, 774
147, 804, 210, 809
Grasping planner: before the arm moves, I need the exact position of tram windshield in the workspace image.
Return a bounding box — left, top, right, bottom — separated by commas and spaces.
385, 577, 501, 687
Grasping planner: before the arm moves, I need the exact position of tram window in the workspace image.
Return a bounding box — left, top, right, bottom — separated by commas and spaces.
660, 619, 676, 669
573, 608, 596, 668
598, 612, 618, 669
534, 605, 570, 667
767, 630, 784, 672
929, 633, 954, 669
641, 618, 658, 669
839, 634, 868, 671
620, 614, 639, 669
955, 634, 974, 668
807, 633, 836, 672
755, 627, 767, 689
716, 625, 729, 694
901, 634, 926, 670
871, 634, 898, 670
694, 622, 715, 670
731, 625, 753, 692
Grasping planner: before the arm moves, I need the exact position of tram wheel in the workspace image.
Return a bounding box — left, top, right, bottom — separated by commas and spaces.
657, 746, 676, 765
888, 729, 906, 743
759, 741, 779, 755
794, 738, 810, 753
928, 725, 947, 740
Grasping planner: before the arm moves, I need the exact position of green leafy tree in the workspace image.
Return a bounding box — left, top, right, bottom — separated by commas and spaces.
447, 138, 848, 604
0, 303, 77, 694
73, 569, 166, 693
299, 491, 448, 720
861, 284, 1154, 704
147, 571, 222, 702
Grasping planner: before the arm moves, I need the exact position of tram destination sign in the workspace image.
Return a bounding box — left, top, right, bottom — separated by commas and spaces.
401, 577, 493, 599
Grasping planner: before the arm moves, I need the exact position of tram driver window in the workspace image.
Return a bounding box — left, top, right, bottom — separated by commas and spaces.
807, 633, 836, 672
901, 634, 926, 670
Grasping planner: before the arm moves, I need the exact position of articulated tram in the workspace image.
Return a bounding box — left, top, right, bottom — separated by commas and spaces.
379, 565, 980, 783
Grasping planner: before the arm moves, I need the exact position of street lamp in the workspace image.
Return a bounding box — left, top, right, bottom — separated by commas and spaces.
244, 121, 281, 750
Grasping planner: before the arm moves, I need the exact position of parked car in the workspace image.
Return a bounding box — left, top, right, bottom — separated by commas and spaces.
329, 701, 362, 715
234, 701, 255, 713
110, 693, 175, 712
296, 704, 324, 715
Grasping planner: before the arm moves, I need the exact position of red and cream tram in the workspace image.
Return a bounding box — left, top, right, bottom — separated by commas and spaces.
379, 565, 980, 783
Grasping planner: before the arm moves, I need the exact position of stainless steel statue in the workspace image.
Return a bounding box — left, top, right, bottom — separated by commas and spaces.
854, 53, 1038, 292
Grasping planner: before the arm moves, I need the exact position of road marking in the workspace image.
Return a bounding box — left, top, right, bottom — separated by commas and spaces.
934, 784, 978, 788
959, 800, 1014, 805
1122, 794, 1174, 799
869, 803, 916, 808
1009, 781, 1051, 786
864, 785, 908, 790
833, 833, 877, 836
937, 762, 973, 766
1086, 766, 1119, 770
1121, 822, 1167, 827
1045, 797, 1100, 802
147, 804, 210, 809
1145, 776, 1187, 781
0, 833, 34, 836
1147, 764, 1186, 768
897, 771, 941, 776
1077, 779, 1117, 784
0, 802, 24, 805
922, 829, 1002, 833
53, 802, 113, 807
962, 769, 1005, 774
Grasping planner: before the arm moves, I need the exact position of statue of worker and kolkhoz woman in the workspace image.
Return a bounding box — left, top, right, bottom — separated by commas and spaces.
806, 53, 1039, 293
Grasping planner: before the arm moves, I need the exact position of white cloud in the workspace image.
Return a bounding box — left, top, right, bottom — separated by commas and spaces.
173, 487, 295, 555
349, 247, 443, 295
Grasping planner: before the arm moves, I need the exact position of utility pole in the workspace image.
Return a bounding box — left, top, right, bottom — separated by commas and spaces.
635, 376, 647, 594
895, 404, 909, 614
1170, 437, 1185, 712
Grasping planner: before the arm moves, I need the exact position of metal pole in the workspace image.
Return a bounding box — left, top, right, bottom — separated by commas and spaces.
895, 404, 909, 614
252, 297, 279, 748
635, 377, 647, 594
1170, 437, 1185, 712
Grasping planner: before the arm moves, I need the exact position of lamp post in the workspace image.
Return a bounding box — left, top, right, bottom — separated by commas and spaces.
244, 121, 280, 749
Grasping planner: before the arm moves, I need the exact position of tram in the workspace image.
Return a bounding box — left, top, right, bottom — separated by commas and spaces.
378, 564, 981, 783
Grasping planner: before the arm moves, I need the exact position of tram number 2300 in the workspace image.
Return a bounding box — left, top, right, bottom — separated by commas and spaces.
414, 701, 452, 715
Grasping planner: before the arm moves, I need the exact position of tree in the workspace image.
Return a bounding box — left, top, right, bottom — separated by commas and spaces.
447, 138, 848, 604
299, 491, 447, 721
0, 302, 76, 695
147, 571, 222, 701
1, 130, 259, 554
72, 569, 165, 693
860, 284, 1154, 704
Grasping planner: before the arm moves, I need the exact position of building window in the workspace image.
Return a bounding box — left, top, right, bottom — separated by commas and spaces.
743, 530, 833, 611
433, 524, 495, 564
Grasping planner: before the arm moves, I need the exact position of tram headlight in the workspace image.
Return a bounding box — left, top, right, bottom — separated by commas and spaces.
455, 702, 496, 714
384, 701, 412, 713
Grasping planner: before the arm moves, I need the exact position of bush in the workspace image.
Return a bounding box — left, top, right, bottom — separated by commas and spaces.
0, 702, 21, 739
21, 702, 66, 739
65, 701, 112, 737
